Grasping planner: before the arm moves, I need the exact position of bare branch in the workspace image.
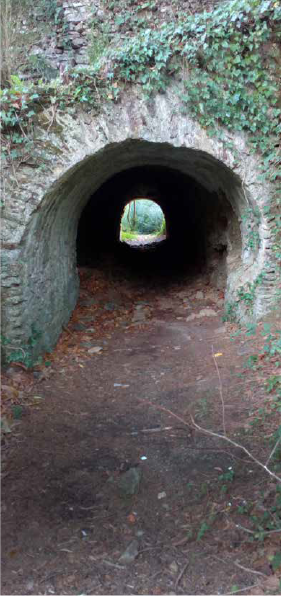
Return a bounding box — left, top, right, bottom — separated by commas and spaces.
212, 344, 226, 435
235, 523, 281, 536
137, 398, 193, 430
265, 437, 281, 467
190, 416, 281, 483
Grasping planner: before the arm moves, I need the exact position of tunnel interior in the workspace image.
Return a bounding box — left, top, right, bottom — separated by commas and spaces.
18, 140, 256, 357
77, 165, 242, 287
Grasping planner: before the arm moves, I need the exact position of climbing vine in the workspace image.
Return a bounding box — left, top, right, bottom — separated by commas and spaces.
1, 0, 280, 160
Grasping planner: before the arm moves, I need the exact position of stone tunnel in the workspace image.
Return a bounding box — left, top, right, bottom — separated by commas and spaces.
1, 90, 278, 358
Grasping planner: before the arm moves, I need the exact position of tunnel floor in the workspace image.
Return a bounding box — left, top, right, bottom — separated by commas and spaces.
1, 254, 277, 595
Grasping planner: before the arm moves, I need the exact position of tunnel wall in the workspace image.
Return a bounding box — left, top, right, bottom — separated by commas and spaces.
1, 86, 278, 357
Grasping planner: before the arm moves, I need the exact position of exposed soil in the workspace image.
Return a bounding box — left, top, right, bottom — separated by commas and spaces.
1, 246, 281, 596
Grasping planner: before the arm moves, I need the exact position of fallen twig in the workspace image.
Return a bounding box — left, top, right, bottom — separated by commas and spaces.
235, 523, 281, 535
212, 344, 226, 435
137, 399, 281, 482
175, 560, 189, 591
63, 325, 73, 336
103, 560, 125, 570
265, 437, 281, 467
137, 398, 193, 431
213, 555, 267, 577
233, 560, 268, 577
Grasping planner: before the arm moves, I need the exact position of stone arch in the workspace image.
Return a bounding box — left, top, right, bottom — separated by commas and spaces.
1, 90, 277, 357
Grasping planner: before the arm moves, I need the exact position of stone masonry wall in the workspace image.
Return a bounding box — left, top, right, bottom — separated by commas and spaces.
34, 0, 224, 71
39, 0, 94, 69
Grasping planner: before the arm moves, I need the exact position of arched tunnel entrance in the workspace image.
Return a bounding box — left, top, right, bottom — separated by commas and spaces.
76, 164, 241, 284
13, 138, 269, 358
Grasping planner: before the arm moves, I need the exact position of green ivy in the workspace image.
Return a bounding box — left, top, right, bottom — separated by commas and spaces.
237, 272, 265, 312
241, 208, 261, 252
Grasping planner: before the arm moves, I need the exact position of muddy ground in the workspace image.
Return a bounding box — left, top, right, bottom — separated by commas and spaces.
1, 241, 281, 595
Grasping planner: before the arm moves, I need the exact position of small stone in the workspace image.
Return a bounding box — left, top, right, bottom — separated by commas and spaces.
88, 346, 103, 354
119, 539, 139, 564
104, 302, 117, 311
186, 308, 217, 321
198, 308, 217, 317
158, 491, 166, 500
26, 580, 34, 592
169, 561, 179, 574
1, 416, 12, 434
6, 367, 19, 378
118, 467, 142, 497
195, 291, 204, 299
132, 310, 147, 323
33, 371, 44, 380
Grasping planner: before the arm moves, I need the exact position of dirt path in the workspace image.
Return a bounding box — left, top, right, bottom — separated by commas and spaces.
1, 260, 280, 595
125, 234, 166, 247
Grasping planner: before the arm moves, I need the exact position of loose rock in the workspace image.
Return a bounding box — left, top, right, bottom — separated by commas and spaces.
119, 539, 139, 564
118, 467, 142, 497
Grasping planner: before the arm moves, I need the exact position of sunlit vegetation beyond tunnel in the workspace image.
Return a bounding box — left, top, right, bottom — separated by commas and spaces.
120, 199, 166, 244
76, 164, 241, 287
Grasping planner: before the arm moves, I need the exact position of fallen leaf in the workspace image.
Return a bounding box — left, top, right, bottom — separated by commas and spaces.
1, 385, 19, 399
214, 352, 223, 357
127, 513, 136, 524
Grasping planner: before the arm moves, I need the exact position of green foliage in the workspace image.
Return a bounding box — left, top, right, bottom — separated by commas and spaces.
1, 325, 42, 369
88, 17, 111, 66
108, 0, 280, 266
218, 467, 235, 493
235, 484, 281, 541
196, 513, 216, 540
27, 54, 59, 81
110, 0, 280, 150
1, 0, 68, 85
12, 405, 23, 419
266, 375, 281, 395
271, 552, 281, 572
241, 208, 261, 252
0, 75, 39, 165
157, 218, 166, 237
110, 27, 174, 96
222, 301, 237, 322
120, 230, 139, 241
262, 326, 281, 358
121, 199, 165, 234
237, 273, 264, 313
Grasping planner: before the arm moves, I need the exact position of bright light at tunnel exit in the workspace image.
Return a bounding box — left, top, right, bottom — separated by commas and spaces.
120, 198, 166, 242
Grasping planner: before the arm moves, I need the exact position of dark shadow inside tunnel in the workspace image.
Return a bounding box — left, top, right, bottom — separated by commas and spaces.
76, 165, 241, 287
